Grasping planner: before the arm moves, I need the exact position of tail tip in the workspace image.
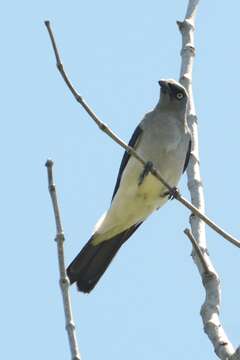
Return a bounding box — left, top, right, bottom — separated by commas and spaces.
76, 279, 95, 293
67, 266, 95, 293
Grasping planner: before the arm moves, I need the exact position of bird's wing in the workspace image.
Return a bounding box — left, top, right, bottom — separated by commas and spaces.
111, 125, 143, 201
183, 139, 192, 173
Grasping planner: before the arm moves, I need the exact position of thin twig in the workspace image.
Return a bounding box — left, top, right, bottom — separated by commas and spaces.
45, 160, 81, 360
44, 20, 240, 249
184, 229, 209, 274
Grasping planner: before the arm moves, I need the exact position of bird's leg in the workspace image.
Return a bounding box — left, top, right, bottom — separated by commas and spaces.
162, 186, 180, 200
138, 161, 153, 186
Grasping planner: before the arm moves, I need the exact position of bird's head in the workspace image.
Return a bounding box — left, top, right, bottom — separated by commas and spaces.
158, 79, 188, 112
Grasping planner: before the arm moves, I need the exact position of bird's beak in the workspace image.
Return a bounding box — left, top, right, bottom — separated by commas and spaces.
158, 80, 169, 93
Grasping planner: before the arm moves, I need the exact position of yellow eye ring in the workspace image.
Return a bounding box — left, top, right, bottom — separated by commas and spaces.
176, 92, 184, 100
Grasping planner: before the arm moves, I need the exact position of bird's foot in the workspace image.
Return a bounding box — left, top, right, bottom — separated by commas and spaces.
138, 161, 153, 186
163, 186, 180, 200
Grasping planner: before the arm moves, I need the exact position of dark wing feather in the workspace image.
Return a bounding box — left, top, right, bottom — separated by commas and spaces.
111, 125, 143, 201
183, 139, 192, 173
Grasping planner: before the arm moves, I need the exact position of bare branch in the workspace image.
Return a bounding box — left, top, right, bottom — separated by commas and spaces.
184, 229, 209, 274
44, 20, 240, 249
45, 160, 81, 360
179, 2, 240, 359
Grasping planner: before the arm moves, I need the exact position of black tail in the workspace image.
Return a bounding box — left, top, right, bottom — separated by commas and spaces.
66, 222, 142, 293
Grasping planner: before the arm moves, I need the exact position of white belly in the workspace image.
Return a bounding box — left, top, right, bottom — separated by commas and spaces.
93, 154, 180, 244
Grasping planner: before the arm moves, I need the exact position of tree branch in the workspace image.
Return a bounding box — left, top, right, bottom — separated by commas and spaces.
179, 2, 240, 359
45, 160, 81, 360
184, 228, 209, 274
44, 20, 240, 249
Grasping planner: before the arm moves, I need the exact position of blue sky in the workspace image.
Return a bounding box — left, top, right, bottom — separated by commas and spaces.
2, 1, 240, 359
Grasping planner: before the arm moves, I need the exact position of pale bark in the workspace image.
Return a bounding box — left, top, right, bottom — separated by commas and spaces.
46, 160, 81, 360
179, 1, 240, 359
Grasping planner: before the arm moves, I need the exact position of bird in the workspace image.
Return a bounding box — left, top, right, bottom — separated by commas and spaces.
67, 79, 191, 293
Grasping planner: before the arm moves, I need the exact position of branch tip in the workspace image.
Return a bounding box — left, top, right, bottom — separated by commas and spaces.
45, 159, 54, 168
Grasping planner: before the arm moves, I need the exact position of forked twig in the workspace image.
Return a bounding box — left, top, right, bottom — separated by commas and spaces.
45, 160, 81, 360
44, 20, 240, 249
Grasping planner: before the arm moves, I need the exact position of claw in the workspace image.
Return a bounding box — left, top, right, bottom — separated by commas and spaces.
167, 186, 180, 200
138, 161, 153, 186
162, 186, 180, 200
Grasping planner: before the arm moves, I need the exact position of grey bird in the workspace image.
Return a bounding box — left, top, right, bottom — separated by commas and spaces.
67, 79, 191, 293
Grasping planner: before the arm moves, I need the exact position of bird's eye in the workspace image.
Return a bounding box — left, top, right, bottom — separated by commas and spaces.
176, 92, 184, 100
